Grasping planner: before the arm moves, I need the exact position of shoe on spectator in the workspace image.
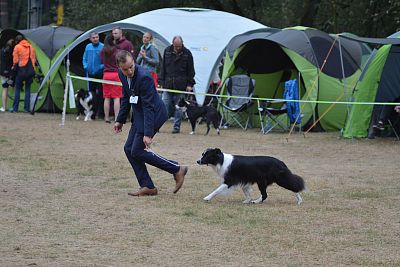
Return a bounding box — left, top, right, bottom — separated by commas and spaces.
0, 107, 5, 112
172, 128, 180, 134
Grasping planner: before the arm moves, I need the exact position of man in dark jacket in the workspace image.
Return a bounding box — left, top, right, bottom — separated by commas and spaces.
159, 36, 195, 134
114, 50, 188, 196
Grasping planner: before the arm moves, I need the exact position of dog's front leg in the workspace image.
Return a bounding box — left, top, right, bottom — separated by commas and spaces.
241, 184, 252, 203
203, 184, 228, 202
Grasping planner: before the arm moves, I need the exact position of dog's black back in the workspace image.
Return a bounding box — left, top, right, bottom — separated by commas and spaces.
177, 98, 220, 135
197, 148, 305, 202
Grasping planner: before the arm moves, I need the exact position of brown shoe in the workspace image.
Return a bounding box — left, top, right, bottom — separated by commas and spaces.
128, 187, 158, 196
173, 166, 188, 194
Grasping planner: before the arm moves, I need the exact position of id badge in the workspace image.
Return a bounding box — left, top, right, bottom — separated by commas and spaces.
130, 96, 138, 104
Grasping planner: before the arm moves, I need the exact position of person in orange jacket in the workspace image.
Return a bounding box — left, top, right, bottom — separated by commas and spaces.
11, 35, 36, 112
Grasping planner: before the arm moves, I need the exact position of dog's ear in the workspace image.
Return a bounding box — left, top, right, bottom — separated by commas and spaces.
215, 148, 221, 154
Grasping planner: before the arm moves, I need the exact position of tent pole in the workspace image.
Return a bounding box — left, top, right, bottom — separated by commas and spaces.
60, 50, 70, 128
337, 36, 352, 138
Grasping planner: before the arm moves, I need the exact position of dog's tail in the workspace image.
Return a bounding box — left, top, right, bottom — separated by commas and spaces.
276, 171, 305, 193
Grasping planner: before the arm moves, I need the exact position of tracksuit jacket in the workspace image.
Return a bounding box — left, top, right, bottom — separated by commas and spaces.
82, 42, 104, 76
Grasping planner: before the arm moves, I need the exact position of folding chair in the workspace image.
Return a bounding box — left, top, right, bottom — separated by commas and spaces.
219, 74, 255, 130
257, 100, 289, 134
257, 79, 301, 134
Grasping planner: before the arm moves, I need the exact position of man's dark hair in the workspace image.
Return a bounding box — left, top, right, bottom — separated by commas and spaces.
116, 50, 133, 65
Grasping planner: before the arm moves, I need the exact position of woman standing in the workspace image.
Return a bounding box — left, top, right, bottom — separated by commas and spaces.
100, 34, 122, 123
0, 38, 15, 112
136, 32, 160, 87
12, 35, 36, 113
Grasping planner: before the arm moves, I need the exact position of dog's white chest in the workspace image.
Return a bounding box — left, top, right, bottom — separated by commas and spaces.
215, 153, 233, 181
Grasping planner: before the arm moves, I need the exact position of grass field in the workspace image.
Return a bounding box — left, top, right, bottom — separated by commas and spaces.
1, 112, 399, 266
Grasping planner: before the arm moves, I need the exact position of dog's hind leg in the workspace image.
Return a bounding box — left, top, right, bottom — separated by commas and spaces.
205, 122, 211, 135
295, 193, 303, 205
252, 182, 268, 204
189, 119, 196, 135
203, 184, 228, 202
212, 117, 220, 135
241, 184, 252, 203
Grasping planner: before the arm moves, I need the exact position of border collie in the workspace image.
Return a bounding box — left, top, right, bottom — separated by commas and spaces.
176, 98, 220, 135
75, 88, 93, 121
197, 148, 305, 204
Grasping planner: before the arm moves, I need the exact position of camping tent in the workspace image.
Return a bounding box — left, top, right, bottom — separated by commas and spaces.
221, 26, 371, 131
0, 25, 83, 112
342, 31, 400, 138
37, 7, 266, 108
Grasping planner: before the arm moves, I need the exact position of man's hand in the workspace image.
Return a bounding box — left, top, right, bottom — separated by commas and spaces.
143, 136, 152, 149
114, 122, 123, 133
186, 86, 193, 92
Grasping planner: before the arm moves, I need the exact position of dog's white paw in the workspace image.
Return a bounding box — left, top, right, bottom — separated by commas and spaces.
296, 193, 303, 205
76, 116, 80, 120
251, 196, 263, 204
189, 131, 195, 135
242, 199, 252, 204
203, 196, 212, 202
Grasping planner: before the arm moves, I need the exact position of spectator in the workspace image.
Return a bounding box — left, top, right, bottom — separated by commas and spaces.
373, 97, 400, 131
114, 50, 188, 196
0, 38, 15, 112
136, 32, 159, 87
11, 35, 36, 113
100, 34, 122, 123
112, 27, 134, 57
82, 31, 104, 120
159, 35, 195, 134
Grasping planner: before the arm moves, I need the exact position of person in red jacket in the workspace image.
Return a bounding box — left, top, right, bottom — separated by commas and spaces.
112, 27, 134, 57
100, 34, 122, 123
11, 35, 36, 112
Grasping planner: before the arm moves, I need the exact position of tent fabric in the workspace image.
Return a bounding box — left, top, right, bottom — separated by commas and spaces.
38, 8, 266, 106
340, 34, 400, 45
19, 26, 83, 58
227, 27, 363, 79
343, 31, 400, 138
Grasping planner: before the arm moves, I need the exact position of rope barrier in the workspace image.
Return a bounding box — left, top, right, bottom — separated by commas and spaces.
67, 74, 400, 106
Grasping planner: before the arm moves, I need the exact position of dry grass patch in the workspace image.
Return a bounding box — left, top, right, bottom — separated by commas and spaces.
0, 112, 399, 266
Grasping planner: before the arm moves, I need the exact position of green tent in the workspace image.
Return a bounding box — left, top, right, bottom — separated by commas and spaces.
0, 26, 85, 112
221, 27, 370, 131
342, 31, 400, 138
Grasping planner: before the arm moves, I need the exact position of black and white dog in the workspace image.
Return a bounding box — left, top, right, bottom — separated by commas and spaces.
75, 88, 93, 121
197, 148, 305, 204
176, 98, 220, 135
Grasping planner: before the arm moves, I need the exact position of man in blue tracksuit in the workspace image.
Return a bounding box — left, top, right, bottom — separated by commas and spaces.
82, 31, 104, 119
114, 50, 188, 196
